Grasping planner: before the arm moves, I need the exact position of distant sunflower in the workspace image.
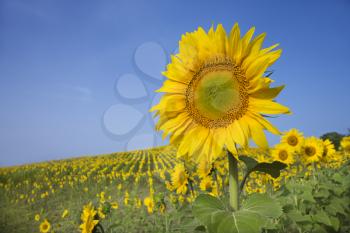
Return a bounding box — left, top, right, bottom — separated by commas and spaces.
79, 202, 99, 233
171, 164, 189, 194
151, 23, 290, 164
271, 143, 294, 165
35, 214, 40, 222
341, 136, 350, 153
281, 128, 304, 152
39, 219, 51, 233
111, 202, 119, 209
321, 139, 336, 162
301, 137, 324, 164
143, 196, 155, 214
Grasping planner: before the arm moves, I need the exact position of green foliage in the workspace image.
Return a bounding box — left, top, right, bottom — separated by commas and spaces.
193, 193, 282, 233
274, 163, 350, 233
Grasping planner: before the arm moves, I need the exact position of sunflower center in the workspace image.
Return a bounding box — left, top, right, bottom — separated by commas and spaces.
287, 136, 298, 146
305, 146, 316, 157
278, 150, 288, 161
185, 57, 249, 128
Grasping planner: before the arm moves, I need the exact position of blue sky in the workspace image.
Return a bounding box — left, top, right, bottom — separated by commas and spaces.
0, 0, 349, 166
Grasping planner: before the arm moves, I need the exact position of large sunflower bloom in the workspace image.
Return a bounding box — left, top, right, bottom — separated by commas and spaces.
271, 143, 295, 165
151, 23, 290, 163
301, 137, 324, 164
281, 128, 304, 152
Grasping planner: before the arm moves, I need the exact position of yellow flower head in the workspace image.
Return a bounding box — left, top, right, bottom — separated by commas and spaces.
151, 23, 290, 165
143, 196, 154, 214
171, 164, 189, 194
341, 136, 350, 153
35, 214, 40, 221
281, 128, 304, 152
39, 219, 51, 233
301, 137, 324, 164
111, 202, 119, 209
321, 139, 336, 162
79, 202, 99, 233
271, 143, 295, 165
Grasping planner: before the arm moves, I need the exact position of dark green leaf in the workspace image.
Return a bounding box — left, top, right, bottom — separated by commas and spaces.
312, 210, 332, 227
239, 156, 258, 171
253, 161, 287, 179
287, 210, 312, 224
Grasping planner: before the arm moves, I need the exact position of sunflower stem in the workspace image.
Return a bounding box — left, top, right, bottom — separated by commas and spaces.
227, 150, 239, 211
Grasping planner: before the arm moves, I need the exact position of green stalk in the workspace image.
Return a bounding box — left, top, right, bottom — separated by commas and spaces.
227, 150, 239, 211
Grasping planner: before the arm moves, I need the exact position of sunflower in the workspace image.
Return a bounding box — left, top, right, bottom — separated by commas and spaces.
271, 143, 294, 165
341, 136, 350, 153
111, 202, 119, 209
281, 128, 304, 152
35, 214, 40, 221
321, 139, 336, 162
80, 202, 99, 233
171, 163, 189, 194
301, 137, 324, 164
143, 196, 154, 214
39, 219, 51, 233
151, 23, 290, 164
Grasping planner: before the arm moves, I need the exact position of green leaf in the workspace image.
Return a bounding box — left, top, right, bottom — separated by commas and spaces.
286, 210, 312, 223
192, 194, 226, 224
193, 194, 282, 233
239, 155, 258, 171
300, 191, 316, 203
313, 188, 330, 199
216, 210, 265, 233
312, 210, 332, 227
312, 223, 328, 233
239, 155, 287, 179
329, 216, 340, 231
254, 161, 287, 178
242, 193, 283, 218
326, 198, 346, 216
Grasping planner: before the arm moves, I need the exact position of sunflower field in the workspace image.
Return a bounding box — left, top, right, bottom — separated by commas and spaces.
1, 133, 350, 233
1, 23, 350, 233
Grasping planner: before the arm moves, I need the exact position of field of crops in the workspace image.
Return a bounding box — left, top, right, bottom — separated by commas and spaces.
1, 134, 350, 233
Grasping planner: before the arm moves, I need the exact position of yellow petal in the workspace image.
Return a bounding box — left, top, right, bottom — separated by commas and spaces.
247, 111, 280, 135
247, 116, 268, 148
250, 85, 285, 99
250, 98, 291, 115
156, 80, 187, 94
